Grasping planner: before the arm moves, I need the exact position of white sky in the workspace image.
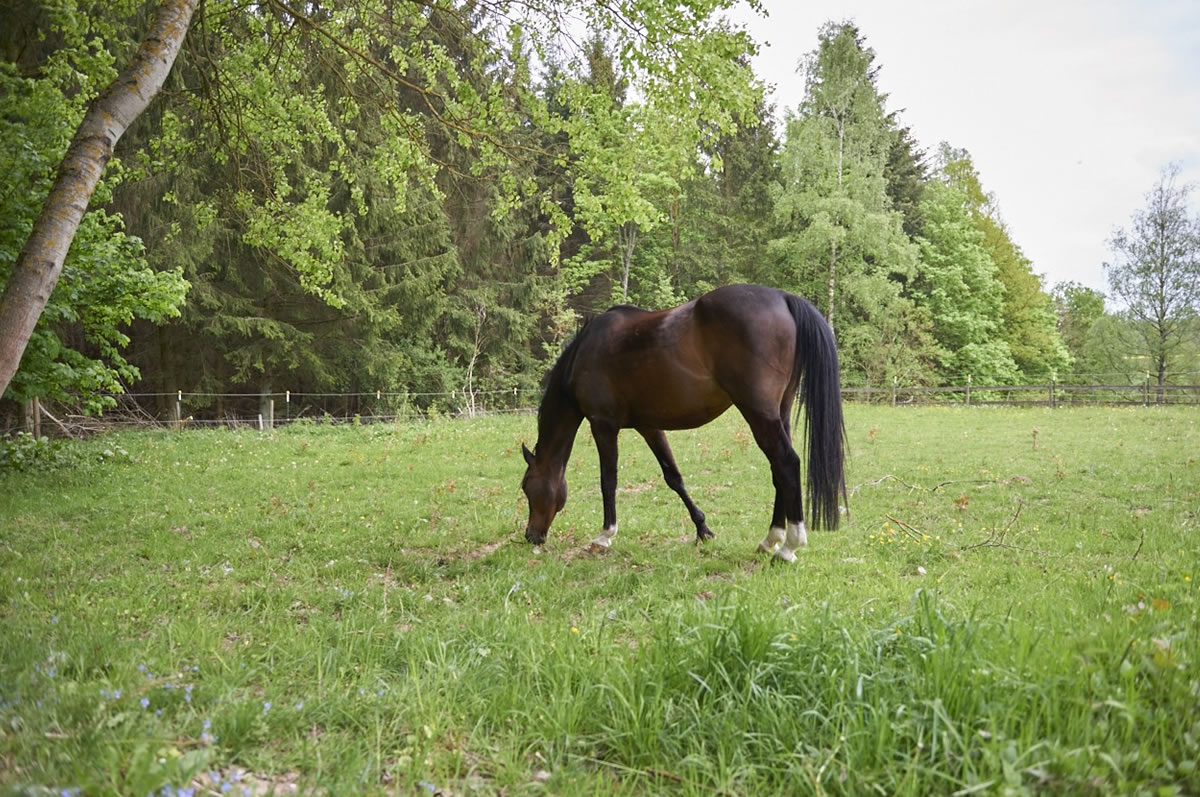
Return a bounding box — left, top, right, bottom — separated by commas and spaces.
726, 0, 1200, 294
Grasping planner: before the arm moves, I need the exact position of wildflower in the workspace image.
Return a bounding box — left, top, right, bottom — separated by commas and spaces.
263, 701, 272, 712
141, 697, 150, 709
294, 701, 304, 710
570, 626, 579, 634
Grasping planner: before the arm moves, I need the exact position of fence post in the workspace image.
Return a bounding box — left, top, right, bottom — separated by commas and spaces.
23, 398, 41, 439
891, 375, 897, 407
285, 390, 290, 424
1050, 376, 1056, 409
174, 390, 182, 428
260, 385, 274, 429
966, 375, 971, 407
1144, 373, 1150, 407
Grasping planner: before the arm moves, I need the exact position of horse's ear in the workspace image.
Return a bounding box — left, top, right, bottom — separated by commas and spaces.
521, 443, 535, 466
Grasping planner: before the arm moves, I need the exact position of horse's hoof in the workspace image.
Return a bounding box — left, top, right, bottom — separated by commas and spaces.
772, 549, 797, 564
695, 528, 715, 544
758, 540, 780, 554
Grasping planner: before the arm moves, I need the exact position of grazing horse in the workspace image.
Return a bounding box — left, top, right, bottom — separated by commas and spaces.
520, 283, 845, 563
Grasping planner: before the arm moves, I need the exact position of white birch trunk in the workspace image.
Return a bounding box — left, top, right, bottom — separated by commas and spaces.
0, 0, 199, 398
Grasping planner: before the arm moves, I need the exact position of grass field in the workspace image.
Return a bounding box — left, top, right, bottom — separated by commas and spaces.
1, 405, 1198, 795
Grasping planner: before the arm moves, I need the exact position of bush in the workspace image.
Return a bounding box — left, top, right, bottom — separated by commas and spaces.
0, 432, 127, 473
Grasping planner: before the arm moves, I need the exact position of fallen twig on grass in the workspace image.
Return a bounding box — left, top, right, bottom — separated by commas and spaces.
958, 501, 1048, 555
932, 478, 1009, 492
849, 474, 924, 497
885, 514, 927, 542
851, 474, 1012, 497
1130, 529, 1145, 562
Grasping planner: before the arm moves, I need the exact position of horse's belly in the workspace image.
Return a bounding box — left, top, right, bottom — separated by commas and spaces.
636, 400, 731, 430
618, 379, 731, 430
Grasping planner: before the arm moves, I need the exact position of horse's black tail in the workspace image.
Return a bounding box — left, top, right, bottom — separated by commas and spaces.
786, 294, 846, 530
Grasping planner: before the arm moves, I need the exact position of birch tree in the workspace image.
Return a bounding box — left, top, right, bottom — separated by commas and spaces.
1105, 164, 1200, 393
0, 0, 198, 401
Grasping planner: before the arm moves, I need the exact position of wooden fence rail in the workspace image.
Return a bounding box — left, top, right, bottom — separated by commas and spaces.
846, 382, 1200, 407
9, 382, 1200, 438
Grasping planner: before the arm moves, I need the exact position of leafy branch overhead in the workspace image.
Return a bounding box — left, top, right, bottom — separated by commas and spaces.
0, 0, 765, 404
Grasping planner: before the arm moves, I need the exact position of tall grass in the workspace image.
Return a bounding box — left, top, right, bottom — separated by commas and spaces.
0, 406, 1197, 794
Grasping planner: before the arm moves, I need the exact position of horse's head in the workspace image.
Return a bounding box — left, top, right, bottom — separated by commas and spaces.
520, 443, 567, 544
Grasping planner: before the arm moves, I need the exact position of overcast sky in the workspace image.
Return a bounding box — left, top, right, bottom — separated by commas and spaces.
725, 0, 1200, 294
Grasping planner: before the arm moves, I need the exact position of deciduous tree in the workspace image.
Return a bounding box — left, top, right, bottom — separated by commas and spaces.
1105, 164, 1200, 393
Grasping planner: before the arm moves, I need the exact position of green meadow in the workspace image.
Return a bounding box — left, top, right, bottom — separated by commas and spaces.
1, 405, 1197, 795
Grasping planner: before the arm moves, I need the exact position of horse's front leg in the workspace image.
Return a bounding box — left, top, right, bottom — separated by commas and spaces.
589, 419, 620, 549
637, 428, 714, 543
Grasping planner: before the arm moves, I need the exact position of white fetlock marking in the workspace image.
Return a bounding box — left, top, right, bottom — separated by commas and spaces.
758, 526, 786, 554
590, 524, 618, 549
774, 522, 808, 564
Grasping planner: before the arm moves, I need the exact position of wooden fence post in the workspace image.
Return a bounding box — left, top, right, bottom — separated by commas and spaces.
23, 398, 41, 439
260, 385, 274, 429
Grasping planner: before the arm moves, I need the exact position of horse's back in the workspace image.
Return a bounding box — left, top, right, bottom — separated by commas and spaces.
566, 285, 801, 429
568, 298, 724, 428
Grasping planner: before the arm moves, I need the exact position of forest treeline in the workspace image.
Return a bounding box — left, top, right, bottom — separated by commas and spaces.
2, 1, 1197, 422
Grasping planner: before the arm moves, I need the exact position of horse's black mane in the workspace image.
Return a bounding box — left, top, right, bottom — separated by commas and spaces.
539, 317, 592, 402
535, 304, 646, 444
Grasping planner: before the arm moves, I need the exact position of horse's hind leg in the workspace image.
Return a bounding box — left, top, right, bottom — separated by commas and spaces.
758, 390, 805, 557
739, 409, 806, 563
637, 428, 714, 543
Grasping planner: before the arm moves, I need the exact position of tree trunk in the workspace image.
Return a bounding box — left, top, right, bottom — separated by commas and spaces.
827, 239, 837, 330
827, 116, 846, 330
619, 221, 639, 303
0, 0, 199, 400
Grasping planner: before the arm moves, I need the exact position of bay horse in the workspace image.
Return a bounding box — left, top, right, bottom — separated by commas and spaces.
520, 284, 845, 563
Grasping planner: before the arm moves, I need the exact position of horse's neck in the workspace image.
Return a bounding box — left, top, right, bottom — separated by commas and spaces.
536, 395, 582, 472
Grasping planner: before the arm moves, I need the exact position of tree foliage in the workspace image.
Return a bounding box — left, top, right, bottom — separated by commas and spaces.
1105, 164, 1200, 388
1, 5, 1150, 422
0, 4, 188, 413
937, 147, 1066, 381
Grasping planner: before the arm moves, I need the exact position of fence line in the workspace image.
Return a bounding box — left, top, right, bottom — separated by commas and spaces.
858, 380, 1200, 408
9, 379, 1199, 438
